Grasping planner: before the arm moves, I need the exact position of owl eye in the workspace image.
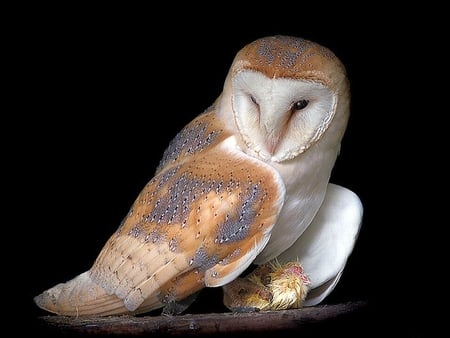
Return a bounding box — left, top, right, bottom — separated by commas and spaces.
250, 95, 258, 105
292, 99, 309, 111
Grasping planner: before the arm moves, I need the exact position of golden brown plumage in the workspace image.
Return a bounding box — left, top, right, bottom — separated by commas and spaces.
34, 110, 285, 316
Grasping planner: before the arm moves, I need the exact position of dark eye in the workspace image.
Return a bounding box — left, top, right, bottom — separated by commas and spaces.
250, 95, 258, 105
293, 99, 309, 111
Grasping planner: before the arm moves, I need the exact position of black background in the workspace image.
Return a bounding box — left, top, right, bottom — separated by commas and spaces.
7, 5, 426, 337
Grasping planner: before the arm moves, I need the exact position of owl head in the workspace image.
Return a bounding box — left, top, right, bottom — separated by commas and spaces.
219, 35, 350, 163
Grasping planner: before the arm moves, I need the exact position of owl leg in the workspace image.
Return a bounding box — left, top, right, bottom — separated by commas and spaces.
276, 183, 363, 306
222, 272, 271, 312
222, 260, 310, 312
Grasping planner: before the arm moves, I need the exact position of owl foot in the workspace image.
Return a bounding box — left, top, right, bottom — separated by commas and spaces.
222, 260, 310, 312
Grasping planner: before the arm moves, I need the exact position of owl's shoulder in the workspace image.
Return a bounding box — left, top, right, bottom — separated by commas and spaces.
155, 106, 230, 173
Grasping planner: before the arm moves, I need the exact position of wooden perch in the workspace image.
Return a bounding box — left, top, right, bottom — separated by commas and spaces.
36, 301, 368, 336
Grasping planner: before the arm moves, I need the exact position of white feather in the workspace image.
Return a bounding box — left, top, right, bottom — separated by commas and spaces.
276, 183, 363, 306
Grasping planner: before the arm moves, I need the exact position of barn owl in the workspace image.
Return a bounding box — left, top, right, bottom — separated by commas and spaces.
34, 35, 362, 316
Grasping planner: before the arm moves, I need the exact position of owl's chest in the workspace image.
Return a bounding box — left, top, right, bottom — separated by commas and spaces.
254, 145, 339, 263
276, 150, 335, 227
274, 144, 337, 197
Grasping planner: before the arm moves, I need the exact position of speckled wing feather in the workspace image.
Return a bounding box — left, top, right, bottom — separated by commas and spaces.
87, 107, 286, 314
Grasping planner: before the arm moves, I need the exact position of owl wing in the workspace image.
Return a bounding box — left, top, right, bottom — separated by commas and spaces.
89, 110, 286, 314
276, 183, 362, 306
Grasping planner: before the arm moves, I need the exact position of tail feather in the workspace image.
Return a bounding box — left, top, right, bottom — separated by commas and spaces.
34, 271, 131, 316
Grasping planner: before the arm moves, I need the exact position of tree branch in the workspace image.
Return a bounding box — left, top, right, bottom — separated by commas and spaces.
36, 301, 368, 336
